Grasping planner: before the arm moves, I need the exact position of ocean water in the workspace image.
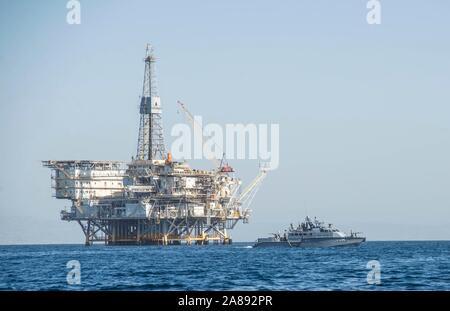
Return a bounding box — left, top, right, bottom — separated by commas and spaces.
0, 241, 449, 291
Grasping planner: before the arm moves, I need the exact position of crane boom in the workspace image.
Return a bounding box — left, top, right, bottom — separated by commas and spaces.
238, 168, 267, 203
177, 100, 221, 169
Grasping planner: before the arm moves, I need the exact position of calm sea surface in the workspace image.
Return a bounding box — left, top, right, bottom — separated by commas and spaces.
0, 241, 449, 290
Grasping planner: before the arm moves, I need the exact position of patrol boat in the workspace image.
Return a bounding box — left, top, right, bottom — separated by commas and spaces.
254, 216, 365, 247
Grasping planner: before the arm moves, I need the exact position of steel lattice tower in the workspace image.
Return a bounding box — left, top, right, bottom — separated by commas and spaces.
136, 44, 166, 160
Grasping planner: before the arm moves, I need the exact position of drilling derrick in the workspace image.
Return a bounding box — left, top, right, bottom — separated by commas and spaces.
136, 44, 165, 160
42, 44, 266, 246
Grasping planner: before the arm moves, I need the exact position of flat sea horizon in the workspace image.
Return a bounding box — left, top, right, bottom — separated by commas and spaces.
1, 241, 449, 291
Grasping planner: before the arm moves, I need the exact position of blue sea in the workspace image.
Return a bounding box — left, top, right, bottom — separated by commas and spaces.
0, 241, 449, 291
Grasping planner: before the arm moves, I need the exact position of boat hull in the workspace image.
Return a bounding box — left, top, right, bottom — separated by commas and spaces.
253, 237, 366, 248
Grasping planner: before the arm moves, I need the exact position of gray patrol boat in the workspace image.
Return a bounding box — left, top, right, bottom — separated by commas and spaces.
254, 216, 365, 247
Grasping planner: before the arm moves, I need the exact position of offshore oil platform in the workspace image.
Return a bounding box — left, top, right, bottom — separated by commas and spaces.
43, 45, 266, 246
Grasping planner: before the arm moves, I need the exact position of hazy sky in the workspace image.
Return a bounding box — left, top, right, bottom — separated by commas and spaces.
1, 0, 449, 244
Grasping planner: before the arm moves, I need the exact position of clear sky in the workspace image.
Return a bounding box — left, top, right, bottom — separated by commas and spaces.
1, 0, 449, 244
